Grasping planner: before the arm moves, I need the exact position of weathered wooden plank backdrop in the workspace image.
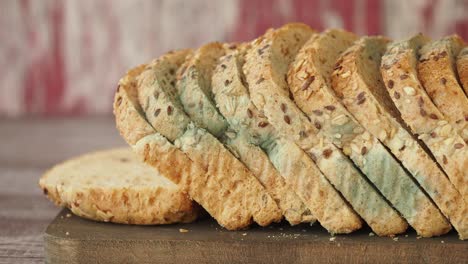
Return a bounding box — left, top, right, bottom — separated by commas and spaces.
1, 0, 467, 116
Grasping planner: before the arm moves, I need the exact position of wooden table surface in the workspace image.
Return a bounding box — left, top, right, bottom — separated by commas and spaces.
0, 117, 126, 264
1, 117, 467, 264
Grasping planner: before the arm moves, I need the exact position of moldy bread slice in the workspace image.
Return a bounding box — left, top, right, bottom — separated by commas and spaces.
380, 34, 468, 202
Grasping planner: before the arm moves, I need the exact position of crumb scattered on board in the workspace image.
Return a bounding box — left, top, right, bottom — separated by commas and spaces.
369, 232, 375, 237
66, 213, 72, 218
329, 237, 336, 242
179, 228, 189, 233
65, 232, 69, 236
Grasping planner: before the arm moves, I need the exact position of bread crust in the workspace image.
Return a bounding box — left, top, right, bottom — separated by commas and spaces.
380, 34, 468, 202
39, 148, 199, 225
418, 35, 468, 143
456, 47, 468, 95
290, 30, 449, 237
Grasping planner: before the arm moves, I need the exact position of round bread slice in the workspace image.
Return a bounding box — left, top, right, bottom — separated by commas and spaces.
175, 42, 314, 225
418, 35, 468, 143
135, 50, 282, 228
456, 47, 468, 95
380, 34, 468, 202
333, 36, 467, 239
289, 30, 449, 237
244, 23, 406, 236
39, 148, 200, 225
212, 47, 362, 234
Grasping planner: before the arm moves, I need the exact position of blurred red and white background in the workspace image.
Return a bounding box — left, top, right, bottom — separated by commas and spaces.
1, 0, 467, 116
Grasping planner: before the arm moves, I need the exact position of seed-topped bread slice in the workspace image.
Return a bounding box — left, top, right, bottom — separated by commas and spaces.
380, 34, 468, 201
331, 37, 463, 238
289, 30, 449, 237
175, 42, 315, 225
137, 50, 193, 142
418, 35, 468, 142
176, 43, 230, 138
212, 47, 362, 233
457, 47, 468, 95
244, 23, 407, 236
39, 148, 200, 225
114, 53, 281, 229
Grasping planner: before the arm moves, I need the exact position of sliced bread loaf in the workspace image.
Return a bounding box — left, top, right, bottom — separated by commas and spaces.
380, 34, 468, 201
290, 30, 450, 237
212, 47, 362, 233
244, 23, 408, 236
39, 148, 199, 224
456, 47, 468, 95
174, 42, 312, 225
418, 35, 468, 142
114, 54, 281, 230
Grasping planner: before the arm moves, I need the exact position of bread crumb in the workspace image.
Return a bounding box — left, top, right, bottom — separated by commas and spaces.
329, 237, 336, 242
65, 232, 70, 236
66, 213, 72, 218
441, 240, 445, 244
416, 236, 422, 240
242, 233, 247, 236
179, 228, 189, 233
368, 232, 375, 237
393, 237, 399, 242
405, 235, 408, 238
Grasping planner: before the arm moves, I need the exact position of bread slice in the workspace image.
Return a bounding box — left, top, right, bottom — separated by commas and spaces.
333, 36, 467, 240
114, 54, 281, 230
39, 148, 199, 225
174, 42, 314, 225
176, 43, 230, 138
418, 35, 468, 142
137, 50, 193, 142
290, 30, 449, 237
456, 47, 468, 95
244, 23, 407, 236
380, 34, 468, 202
212, 47, 363, 233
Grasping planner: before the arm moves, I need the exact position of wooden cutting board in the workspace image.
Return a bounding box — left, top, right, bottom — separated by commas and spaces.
44, 209, 467, 264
